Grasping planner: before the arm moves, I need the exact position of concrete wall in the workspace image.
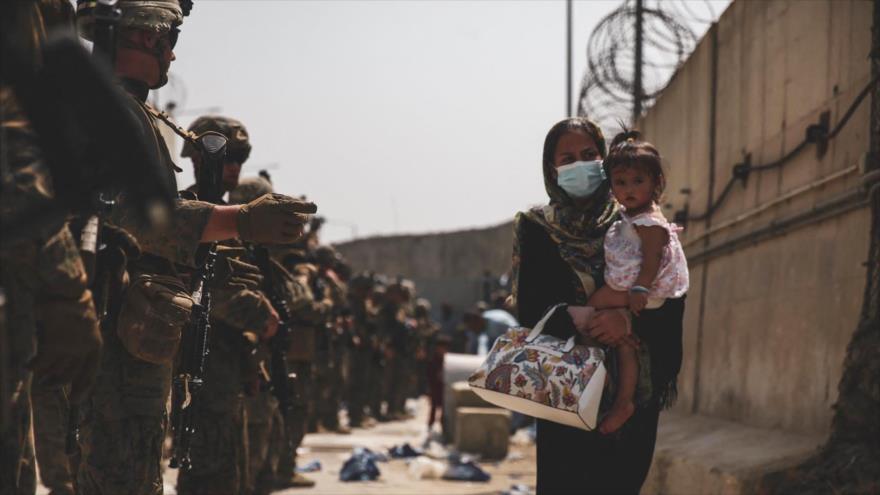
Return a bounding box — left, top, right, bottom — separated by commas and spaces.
335, 221, 514, 314
639, 0, 875, 434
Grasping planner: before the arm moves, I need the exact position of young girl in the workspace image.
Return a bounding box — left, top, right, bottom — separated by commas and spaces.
589, 131, 689, 434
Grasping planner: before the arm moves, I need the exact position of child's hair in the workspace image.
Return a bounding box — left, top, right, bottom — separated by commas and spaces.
604, 129, 666, 201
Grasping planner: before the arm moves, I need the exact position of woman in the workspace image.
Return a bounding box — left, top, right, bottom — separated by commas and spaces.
511, 117, 685, 494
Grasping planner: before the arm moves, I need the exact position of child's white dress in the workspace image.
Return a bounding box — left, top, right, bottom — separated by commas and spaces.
603, 204, 689, 308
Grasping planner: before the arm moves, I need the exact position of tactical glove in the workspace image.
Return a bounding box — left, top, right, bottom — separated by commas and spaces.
211, 246, 263, 291
237, 193, 317, 244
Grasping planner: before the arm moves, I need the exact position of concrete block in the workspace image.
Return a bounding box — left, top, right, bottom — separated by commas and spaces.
453, 407, 511, 460
451, 381, 493, 409
442, 354, 485, 441
444, 381, 497, 442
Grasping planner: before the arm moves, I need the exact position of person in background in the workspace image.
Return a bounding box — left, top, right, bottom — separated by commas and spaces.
462, 305, 519, 354
426, 334, 451, 431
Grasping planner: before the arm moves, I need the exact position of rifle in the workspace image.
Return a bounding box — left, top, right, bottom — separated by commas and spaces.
248, 246, 298, 418
168, 131, 227, 471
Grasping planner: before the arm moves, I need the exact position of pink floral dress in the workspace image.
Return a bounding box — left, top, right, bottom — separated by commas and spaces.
603, 203, 689, 308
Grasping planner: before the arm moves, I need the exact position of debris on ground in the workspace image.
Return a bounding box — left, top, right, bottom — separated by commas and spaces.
407, 456, 448, 480
339, 447, 382, 481
501, 483, 534, 495
510, 424, 536, 446
442, 455, 491, 482
296, 460, 322, 473
388, 442, 422, 458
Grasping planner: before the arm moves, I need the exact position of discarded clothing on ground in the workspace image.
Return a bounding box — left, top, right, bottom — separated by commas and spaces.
442, 456, 491, 482
296, 460, 322, 473
388, 443, 422, 458
339, 447, 382, 482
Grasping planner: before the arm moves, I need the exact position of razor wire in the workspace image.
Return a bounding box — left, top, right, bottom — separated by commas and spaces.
577, 0, 721, 135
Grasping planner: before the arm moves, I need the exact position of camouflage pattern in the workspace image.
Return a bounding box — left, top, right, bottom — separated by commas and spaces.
281, 267, 321, 481
2, 65, 97, 495
76, 0, 183, 40
176, 241, 274, 495
345, 274, 375, 427
77, 83, 212, 494
107, 98, 214, 268
31, 382, 75, 495
0, 375, 36, 495
243, 389, 278, 495
77, 412, 165, 495
210, 284, 275, 335
320, 268, 349, 430
181, 116, 251, 161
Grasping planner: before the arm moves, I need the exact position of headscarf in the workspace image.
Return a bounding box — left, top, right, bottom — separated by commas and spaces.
511, 117, 619, 306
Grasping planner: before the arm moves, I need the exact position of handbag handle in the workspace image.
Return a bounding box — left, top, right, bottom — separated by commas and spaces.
526, 304, 566, 342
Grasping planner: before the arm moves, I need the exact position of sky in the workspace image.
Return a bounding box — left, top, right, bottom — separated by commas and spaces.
158, 0, 727, 244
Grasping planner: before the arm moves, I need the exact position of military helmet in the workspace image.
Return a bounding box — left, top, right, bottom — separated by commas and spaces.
314, 246, 338, 267
181, 115, 251, 162
77, 0, 183, 41
228, 177, 273, 205
349, 272, 375, 293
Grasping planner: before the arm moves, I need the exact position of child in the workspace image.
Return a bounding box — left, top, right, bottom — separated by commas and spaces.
588, 131, 689, 434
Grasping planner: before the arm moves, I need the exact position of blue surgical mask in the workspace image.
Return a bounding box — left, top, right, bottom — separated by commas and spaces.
556, 160, 606, 199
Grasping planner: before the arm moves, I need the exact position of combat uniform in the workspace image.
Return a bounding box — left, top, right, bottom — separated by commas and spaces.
1, 6, 101, 488
175, 116, 270, 495
273, 261, 327, 488
232, 179, 320, 492
345, 274, 376, 427
71, 4, 215, 493
312, 255, 349, 432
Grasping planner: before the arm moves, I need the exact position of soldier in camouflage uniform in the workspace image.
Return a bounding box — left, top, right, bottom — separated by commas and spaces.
383, 280, 416, 419
1, 2, 102, 493
312, 246, 350, 433
366, 280, 389, 421
345, 273, 376, 428
228, 179, 322, 491
74, 2, 316, 493
176, 117, 278, 495
274, 249, 331, 489
30, 382, 75, 495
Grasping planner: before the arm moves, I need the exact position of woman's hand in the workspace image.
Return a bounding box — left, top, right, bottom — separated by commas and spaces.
588, 308, 639, 348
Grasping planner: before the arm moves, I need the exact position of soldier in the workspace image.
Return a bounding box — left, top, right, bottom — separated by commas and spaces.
73, 2, 316, 493
312, 246, 350, 434
345, 273, 374, 428
270, 247, 329, 489
381, 280, 415, 420
1, 2, 103, 493
176, 116, 277, 495
366, 279, 389, 421
228, 179, 323, 491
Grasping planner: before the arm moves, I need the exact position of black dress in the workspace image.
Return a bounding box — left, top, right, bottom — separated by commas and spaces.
516, 217, 685, 495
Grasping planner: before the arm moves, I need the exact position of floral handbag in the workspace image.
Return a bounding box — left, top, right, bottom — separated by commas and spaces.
468, 304, 606, 431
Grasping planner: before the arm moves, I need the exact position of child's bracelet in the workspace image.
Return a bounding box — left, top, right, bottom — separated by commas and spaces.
629, 285, 650, 294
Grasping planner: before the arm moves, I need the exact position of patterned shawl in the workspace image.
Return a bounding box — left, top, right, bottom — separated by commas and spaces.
511, 156, 619, 307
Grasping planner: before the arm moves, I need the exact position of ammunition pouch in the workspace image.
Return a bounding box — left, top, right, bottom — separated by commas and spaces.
117, 274, 193, 364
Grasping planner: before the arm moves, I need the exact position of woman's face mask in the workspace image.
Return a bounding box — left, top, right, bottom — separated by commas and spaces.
556, 160, 606, 199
